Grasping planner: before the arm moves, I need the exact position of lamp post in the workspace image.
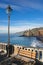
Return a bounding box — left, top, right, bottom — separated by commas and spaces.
6, 5, 12, 57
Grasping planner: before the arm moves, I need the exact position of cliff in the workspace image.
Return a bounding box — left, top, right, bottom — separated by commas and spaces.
22, 27, 43, 37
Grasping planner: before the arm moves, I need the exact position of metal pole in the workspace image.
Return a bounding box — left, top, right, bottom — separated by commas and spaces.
8, 14, 10, 45
6, 5, 12, 57
8, 14, 10, 57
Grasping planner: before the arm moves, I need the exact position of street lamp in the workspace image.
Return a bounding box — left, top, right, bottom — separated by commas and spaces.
6, 5, 12, 57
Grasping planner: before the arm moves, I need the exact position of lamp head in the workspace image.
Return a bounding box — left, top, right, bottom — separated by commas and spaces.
6, 5, 12, 14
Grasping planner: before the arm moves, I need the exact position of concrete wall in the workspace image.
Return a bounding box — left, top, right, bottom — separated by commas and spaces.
27, 47, 43, 62
0, 43, 7, 50
13, 45, 43, 62
13, 45, 23, 55
0, 43, 43, 62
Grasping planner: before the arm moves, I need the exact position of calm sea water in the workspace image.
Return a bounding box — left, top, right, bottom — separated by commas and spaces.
0, 34, 43, 47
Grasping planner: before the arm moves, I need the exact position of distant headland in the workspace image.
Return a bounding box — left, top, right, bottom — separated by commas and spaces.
19, 27, 43, 42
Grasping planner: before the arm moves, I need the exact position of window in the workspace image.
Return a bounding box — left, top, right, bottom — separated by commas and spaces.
25, 48, 27, 50
39, 51, 42, 59
22, 47, 24, 49
35, 50, 38, 58
32, 50, 33, 52
20, 47, 21, 49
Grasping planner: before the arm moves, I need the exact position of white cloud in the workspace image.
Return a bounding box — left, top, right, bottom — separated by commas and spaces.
14, 0, 43, 11
0, 23, 43, 33
0, 0, 43, 11
0, 26, 30, 33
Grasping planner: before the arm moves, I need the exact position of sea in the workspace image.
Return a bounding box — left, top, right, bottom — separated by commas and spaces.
0, 33, 43, 47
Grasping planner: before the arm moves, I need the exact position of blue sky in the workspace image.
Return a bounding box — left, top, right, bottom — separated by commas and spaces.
0, 0, 43, 33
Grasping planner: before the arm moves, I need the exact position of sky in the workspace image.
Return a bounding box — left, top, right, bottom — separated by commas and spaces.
0, 0, 43, 33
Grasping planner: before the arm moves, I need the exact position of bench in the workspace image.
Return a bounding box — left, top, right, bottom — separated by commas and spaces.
15, 48, 36, 63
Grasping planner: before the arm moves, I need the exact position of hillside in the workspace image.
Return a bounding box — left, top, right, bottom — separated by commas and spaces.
22, 27, 43, 37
